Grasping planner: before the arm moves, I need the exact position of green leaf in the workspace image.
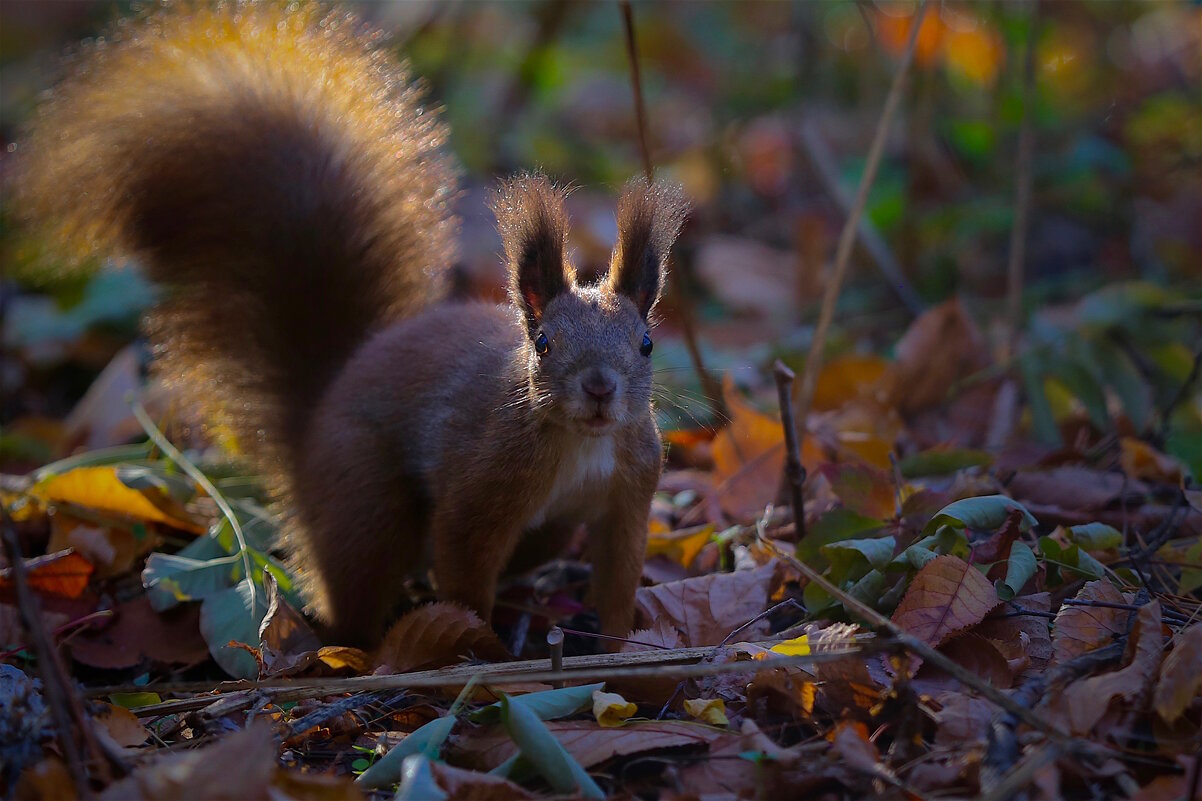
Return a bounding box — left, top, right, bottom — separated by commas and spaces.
1066, 523, 1123, 551
108, 692, 161, 709
797, 509, 884, 571
143, 550, 240, 612
996, 541, 1037, 600
923, 495, 1038, 536
846, 569, 888, 610
357, 715, 456, 789
821, 537, 896, 583
897, 449, 993, 478
394, 755, 448, 801
198, 579, 269, 679
499, 693, 604, 799
1038, 537, 1105, 582
116, 465, 197, 505
470, 683, 605, 724
1179, 540, 1202, 596
890, 528, 970, 571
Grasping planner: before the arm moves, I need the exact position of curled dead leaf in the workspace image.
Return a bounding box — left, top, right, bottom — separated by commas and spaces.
1052, 581, 1129, 663
374, 602, 511, 673
634, 561, 779, 647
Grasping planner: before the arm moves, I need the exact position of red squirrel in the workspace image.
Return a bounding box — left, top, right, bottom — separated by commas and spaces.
15, 2, 687, 646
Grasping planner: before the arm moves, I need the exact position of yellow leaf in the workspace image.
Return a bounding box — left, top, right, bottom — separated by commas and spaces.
1120, 438, 1184, 486
645, 524, 714, 568
591, 689, 637, 728
683, 698, 728, 726
33, 466, 205, 533
770, 634, 811, 657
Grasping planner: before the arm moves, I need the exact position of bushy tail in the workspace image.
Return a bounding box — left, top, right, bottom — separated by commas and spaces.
14, 1, 458, 470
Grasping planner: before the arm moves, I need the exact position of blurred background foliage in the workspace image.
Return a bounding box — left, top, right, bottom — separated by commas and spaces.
1, 0, 1200, 472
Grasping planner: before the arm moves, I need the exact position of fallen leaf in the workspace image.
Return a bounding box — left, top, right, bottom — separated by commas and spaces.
69, 596, 208, 669
933, 691, 994, 746
883, 298, 990, 416
1059, 602, 1164, 734
98, 721, 276, 800
936, 633, 1014, 688
0, 550, 94, 600
892, 555, 1001, 668
591, 689, 637, 728
47, 516, 157, 580
634, 561, 778, 647
829, 720, 881, 775
821, 463, 897, 520
683, 697, 729, 726
1120, 437, 1184, 485
32, 466, 205, 534
1153, 622, 1202, 723
711, 376, 786, 519
645, 524, 713, 568
1051, 581, 1128, 663
374, 602, 511, 673
811, 355, 890, 413
92, 702, 149, 748
14, 758, 76, 801
977, 593, 1053, 674
424, 761, 533, 801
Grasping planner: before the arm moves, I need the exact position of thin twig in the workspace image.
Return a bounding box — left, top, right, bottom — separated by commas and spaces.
91, 639, 891, 718
1006, 0, 1040, 362
797, 121, 925, 316
980, 741, 1063, 801
772, 361, 808, 542
794, 0, 930, 447
129, 399, 256, 608
619, 0, 725, 423
759, 535, 1065, 739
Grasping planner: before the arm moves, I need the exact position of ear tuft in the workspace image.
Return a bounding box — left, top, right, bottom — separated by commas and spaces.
492, 173, 573, 334
607, 178, 688, 319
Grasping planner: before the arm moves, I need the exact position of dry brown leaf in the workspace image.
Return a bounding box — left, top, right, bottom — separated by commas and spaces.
374, 602, 510, 673
1051, 581, 1128, 663
98, 721, 276, 800
933, 691, 994, 746
0, 550, 94, 600
821, 462, 897, 520
425, 761, 533, 801
452, 719, 725, 771
70, 596, 208, 670
978, 592, 1052, 674
633, 561, 778, 647
891, 555, 1000, 667
1059, 602, 1164, 735
92, 702, 149, 748
269, 769, 365, 801
937, 633, 1014, 688
1153, 622, 1202, 723
1008, 467, 1142, 515
829, 720, 882, 775
883, 297, 990, 416
0, 603, 70, 651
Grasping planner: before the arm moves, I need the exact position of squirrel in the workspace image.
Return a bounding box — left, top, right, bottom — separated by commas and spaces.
14, 2, 687, 647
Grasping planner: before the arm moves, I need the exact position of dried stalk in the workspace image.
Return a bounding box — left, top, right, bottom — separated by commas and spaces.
794, 0, 930, 445
1006, 0, 1040, 361
773, 361, 807, 541
619, 0, 726, 423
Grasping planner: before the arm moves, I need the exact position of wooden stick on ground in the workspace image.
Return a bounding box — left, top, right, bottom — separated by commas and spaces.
773, 361, 807, 541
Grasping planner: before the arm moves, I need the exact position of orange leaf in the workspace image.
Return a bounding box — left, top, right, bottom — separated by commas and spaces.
811, 355, 889, 413
891, 556, 1000, 664
33, 466, 205, 534
1120, 437, 1184, 485
0, 549, 94, 600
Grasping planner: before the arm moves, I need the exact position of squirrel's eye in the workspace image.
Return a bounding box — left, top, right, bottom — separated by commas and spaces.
640, 331, 653, 357
534, 331, 550, 356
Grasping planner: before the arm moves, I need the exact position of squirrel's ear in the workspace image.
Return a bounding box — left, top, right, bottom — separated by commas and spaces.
607, 178, 688, 319
493, 174, 573, 334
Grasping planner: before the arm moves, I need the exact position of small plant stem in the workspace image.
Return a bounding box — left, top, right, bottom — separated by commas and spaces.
794, 0, 930, 448
619, 0, 725, 423
129, 399, 256, 607
1006, 0, 1040, 362
772, 361, 808, 542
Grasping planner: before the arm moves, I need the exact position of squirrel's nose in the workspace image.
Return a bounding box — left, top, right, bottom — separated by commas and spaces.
582, 371, 617, 402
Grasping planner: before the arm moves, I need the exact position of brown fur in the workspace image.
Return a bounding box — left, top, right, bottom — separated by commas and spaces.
14, 3, 688, 647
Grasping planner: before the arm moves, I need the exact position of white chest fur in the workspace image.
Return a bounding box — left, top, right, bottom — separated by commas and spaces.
527, 435, 616, 528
